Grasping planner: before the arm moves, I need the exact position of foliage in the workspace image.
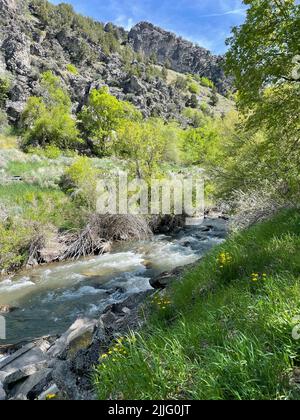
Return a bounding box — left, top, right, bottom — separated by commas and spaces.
22, 71, 81, 150
94, 209, 300, 400
225, 0, 300, 201
188, 81, 200, 95
116, 119, 172, 179
209, 87, 219, 106
186, 94, 199, 109
182, 108, 205, 128
66, 64, 79, 75
61, 156, 98, 211
174, 75, 188, 91
79, 87, 141, 157
181, 118, 219, 165
199, 76, 214, 89
0, 77, 10, 109
0, 221, 32, 271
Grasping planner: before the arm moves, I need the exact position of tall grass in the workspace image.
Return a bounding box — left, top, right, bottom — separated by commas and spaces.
94, 209, 300, 400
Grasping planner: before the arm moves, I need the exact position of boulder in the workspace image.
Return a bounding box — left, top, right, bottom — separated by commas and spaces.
0, 361, 47, 387
0, 340, 50, 372
150, 267, 185, 289
13, 368, 53, 400
47, 318, 98, 359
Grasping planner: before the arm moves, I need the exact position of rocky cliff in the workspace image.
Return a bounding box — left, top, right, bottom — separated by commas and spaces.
129, 22, 230, 94
0, 0, 232, 124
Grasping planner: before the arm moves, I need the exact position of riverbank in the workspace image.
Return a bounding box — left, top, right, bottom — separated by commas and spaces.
93, 209, 300, 400
1, 209, 300, 400
0, 216, 227, 400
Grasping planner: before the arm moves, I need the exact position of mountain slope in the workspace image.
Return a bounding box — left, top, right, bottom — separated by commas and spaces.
129, 22, 230, 95
0, 0, 233, 124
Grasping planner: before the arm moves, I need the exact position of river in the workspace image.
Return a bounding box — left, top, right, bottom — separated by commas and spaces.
0, 218, 227, 345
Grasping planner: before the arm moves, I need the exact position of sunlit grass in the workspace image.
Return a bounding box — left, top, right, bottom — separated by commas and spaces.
94, 209, 300, 400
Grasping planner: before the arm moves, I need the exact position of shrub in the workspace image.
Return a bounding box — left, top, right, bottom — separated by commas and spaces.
66, 64, 79, 75
0, 77, 10, 109
200, 77, 214, 89
186, 94, 199, 109
175, 75, 188, 91
188, 81, 200, 95
61, 156, 98, 210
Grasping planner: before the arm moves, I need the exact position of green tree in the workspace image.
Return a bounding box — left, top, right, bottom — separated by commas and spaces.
116, 119, 168, 180
226, 0, 300, 201
79, 87, 141, 156
22, 71, 81, 149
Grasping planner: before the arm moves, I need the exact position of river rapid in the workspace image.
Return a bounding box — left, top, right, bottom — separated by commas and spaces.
0, 218, 227, 345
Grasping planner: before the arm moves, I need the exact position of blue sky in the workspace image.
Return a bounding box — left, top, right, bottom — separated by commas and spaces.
50, 0, 247, 54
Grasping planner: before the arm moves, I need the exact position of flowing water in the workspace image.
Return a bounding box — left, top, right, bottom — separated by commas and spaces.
0, 218, 227, 345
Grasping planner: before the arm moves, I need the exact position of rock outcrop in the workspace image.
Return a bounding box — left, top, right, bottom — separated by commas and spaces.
129, 22, 230, 95
0, 0, 232, 125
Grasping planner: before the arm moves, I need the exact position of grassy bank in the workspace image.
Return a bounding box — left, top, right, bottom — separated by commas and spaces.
94, 209, 300, 400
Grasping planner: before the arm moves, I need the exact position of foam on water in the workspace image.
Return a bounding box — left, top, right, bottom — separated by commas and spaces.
0, 219, 227, 344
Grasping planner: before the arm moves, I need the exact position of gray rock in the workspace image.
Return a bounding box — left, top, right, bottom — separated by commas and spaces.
128, 22, 230, 95
0, 361, 47, 387
47, 318, 98, 359
38, 384, 60, 400
12, 368, 52, 400
150, 267, 185, 289
0, 382, 6, 401
0, 340, 49, 371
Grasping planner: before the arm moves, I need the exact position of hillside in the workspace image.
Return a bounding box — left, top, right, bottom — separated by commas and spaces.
0, 0, 233, 125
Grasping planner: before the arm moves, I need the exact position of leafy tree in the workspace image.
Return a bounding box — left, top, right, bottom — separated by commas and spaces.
183, 108, 205, 128
22, 71, 81, 149
116, 119, 168, 180
182, 119, 219, 165
226, 0, 300, 110
226, 0, 300, 201
79, 87, 141, 157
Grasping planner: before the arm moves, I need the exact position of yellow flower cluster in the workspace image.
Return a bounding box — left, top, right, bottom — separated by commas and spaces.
45, 394, 57, 400
217, 252, 233, 268
151, 294, 171, 310
251, 273, 268, 282
101, 337, 128, 362
100, 336, 137, 369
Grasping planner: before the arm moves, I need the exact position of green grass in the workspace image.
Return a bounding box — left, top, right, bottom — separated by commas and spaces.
0, 182, 81, 229
6, 160, 48, 176
94, 209, 300, 400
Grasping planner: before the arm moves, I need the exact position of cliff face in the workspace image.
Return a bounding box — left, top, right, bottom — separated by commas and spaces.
0, 0, 232, 124
129, 22, 230, 94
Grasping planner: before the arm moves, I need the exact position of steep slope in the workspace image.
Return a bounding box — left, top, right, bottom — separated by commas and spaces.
0, 0, 233, 125
129, 22, 230, 95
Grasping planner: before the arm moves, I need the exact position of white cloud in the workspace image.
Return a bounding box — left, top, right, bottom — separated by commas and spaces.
114, 15, 135, 30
